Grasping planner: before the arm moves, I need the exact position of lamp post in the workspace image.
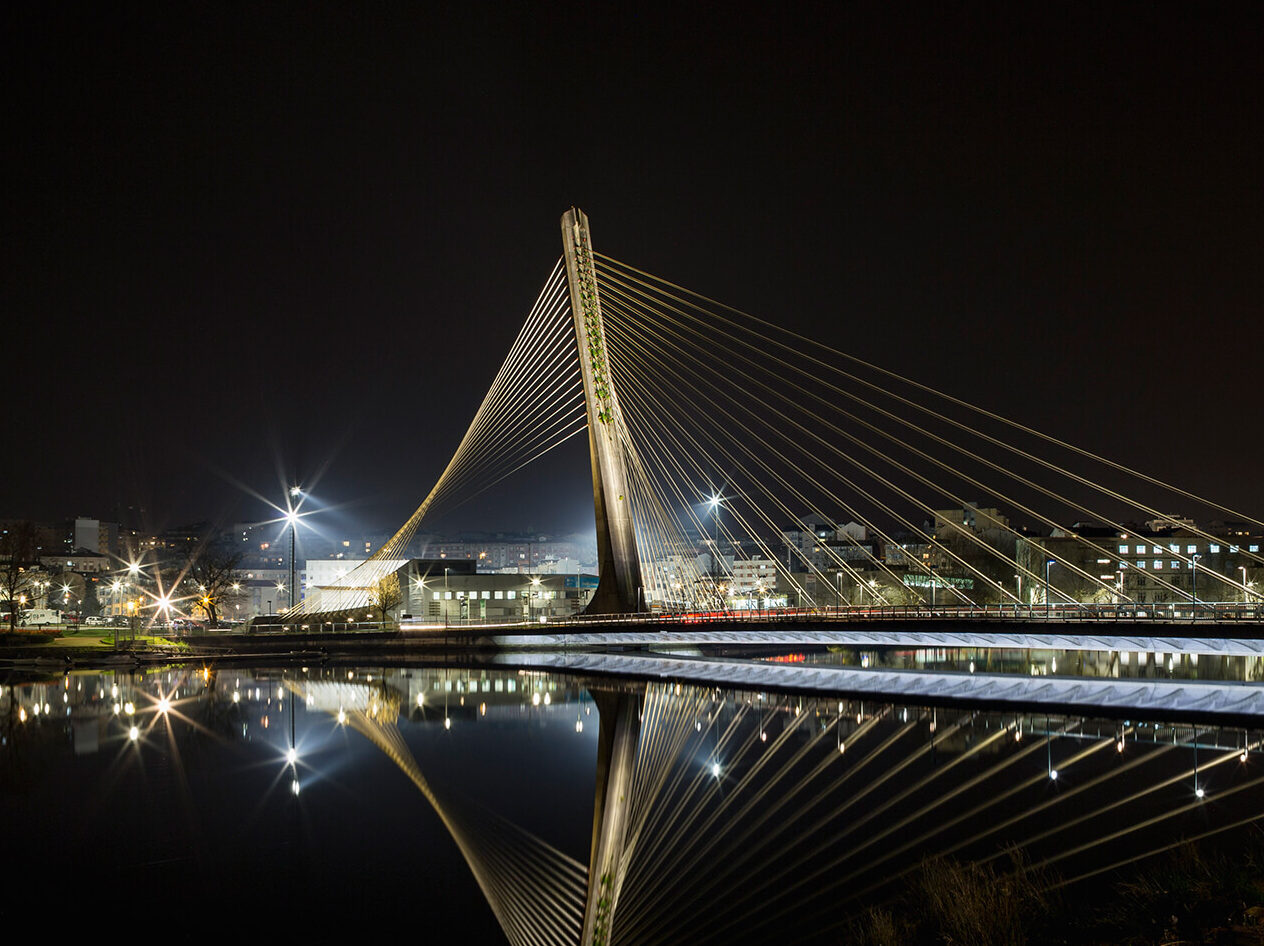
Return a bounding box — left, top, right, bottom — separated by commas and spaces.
1191, 553, 1201, 621
1045, 559, 1055, 618
286, 485, 301, 620
707, 493, 721, 606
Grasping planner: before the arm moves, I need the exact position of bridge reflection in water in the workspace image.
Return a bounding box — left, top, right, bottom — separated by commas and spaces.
299, 664, 1263, 944
4, 662, 1262, 943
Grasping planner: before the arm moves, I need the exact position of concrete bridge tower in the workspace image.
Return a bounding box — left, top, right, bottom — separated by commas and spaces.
562, 208, 645, 614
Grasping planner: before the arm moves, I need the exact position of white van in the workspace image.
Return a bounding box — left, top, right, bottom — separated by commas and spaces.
23, 609, 62, 626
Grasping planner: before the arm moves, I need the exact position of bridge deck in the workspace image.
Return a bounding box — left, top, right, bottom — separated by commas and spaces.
483, 629, 1264, 721
491, 627, 1264, 657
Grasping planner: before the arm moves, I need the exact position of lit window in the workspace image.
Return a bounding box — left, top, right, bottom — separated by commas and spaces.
1187, 545, 1197, 554
494, 590, 504, 600
432, 591, 439, 600
481, 591, 490, 600
1210, 544, 1221, 553
1154, 561, 1163, 569
1153, 546, 1163, 555
1118, 545, 1128, 554
1169, 544, 1179, 553
1251, 545, 1260, 553
1171, 561, 1180, 569
507, 591, 516, 599
1119, 562, 1126, 569
1230, 546, 1239, 554
1137, 561, 1146, 569
444, 591, 452, 600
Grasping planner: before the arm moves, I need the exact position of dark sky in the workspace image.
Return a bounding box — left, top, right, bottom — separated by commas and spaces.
6, 3, 1262, 537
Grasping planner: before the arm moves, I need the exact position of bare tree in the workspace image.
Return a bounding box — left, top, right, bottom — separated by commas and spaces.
369, 574, 402, 630
0, 523, 41, 633
182, 547, 246, 627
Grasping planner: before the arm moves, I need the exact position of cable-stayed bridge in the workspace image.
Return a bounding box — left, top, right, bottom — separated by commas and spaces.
295, 209, 1264, 627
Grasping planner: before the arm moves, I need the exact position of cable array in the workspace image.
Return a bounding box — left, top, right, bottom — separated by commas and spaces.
595, 253, 1264, 613
298, 261, 586, 617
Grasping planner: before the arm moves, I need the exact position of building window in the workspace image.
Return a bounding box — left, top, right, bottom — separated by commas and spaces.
1250, 545, 1260, 553
432, 591, 440, 600
481, 591, 491, 600
1210, 544, 1221, 553
1137, 561, 1146, 569
1119, 545, 1128, 554
507, 590, 516, 600
1171, 561, 1180, 569
494, 590, 504, 600
1187, 545, 1197, 554
444, 591, 452, 600
1154, 561, 1163, 569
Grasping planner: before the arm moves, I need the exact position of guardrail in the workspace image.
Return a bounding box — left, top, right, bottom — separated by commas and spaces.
394, 601, 1264, 632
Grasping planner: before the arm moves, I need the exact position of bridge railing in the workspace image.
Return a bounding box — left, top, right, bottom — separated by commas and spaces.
396, 601, 1264, 632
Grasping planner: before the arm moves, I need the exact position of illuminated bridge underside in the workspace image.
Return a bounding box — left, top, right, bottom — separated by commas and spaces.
492, 629, 1264, 658
491, 651, 1264, 719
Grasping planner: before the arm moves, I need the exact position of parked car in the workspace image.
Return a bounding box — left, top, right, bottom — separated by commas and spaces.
84, 616, 107, 626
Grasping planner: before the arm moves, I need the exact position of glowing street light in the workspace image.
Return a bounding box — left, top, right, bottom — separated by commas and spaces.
284, 486, 302, 621
707, 493, 722, 591
1191, 553, 1202, 619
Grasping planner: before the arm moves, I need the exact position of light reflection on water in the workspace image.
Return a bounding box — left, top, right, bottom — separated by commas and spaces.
798, 646, 1264, 681
0, 663, 1261, 942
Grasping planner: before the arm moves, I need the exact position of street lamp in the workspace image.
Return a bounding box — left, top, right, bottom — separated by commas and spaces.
284, 489, 301, 619
1191, 553, 1201, 620
707, 493, 722, 603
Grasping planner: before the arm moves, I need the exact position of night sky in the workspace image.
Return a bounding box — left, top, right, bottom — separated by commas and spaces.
6, 3, 1262, 538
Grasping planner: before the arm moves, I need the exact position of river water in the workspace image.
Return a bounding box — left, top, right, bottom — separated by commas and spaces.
2, 654, 1262, 942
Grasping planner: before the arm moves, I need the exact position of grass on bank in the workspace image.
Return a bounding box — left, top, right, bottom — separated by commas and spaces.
0, 626, 186, 650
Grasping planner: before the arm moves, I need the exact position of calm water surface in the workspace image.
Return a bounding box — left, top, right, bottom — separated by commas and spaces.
2, 660, 1261, 941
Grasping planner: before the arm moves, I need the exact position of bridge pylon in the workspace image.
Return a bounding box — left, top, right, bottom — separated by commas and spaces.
562, 208, 645, 614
